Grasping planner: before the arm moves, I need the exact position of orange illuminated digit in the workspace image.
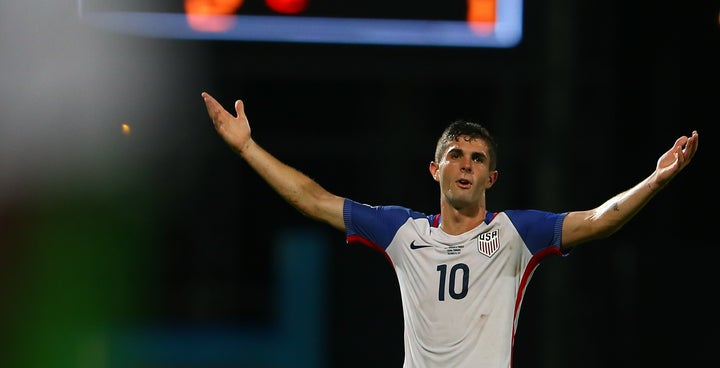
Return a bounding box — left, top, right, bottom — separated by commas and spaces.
467, 0, 496, 34
184, 0, 245, 32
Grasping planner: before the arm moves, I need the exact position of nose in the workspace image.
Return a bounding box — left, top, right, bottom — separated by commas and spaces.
460, 158, 473, 172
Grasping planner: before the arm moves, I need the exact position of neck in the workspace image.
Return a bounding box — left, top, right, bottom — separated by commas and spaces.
439, 206, 487, 235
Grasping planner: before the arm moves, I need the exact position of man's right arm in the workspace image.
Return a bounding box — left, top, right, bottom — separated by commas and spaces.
202, 92, 346, 231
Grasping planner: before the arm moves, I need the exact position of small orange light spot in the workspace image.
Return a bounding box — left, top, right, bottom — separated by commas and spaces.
122, 123, 131, 135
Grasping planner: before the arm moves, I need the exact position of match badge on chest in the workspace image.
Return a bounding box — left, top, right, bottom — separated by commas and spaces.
477, 229, 500, 257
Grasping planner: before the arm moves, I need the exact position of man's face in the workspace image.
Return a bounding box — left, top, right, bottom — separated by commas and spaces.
433, 135, 496, 210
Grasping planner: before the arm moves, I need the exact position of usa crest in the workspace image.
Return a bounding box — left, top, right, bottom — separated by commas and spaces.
477, 229, 500, 257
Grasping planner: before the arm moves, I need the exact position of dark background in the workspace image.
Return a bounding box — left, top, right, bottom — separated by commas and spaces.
0, 1, 717, 367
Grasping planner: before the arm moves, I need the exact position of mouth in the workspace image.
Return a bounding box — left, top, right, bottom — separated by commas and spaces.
456, 178, 472, 189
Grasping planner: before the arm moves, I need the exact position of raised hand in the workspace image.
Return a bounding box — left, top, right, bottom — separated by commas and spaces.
202, 92, 252, 153
653, 130, 699, 189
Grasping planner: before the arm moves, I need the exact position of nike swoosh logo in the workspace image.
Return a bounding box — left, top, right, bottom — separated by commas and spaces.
410, 240, 432, 250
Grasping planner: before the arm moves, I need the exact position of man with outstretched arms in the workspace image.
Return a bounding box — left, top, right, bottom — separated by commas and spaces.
201, 92, 698, 367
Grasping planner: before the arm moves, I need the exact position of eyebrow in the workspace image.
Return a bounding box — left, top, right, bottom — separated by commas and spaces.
446, 147, 463, 156
447, 147, 487, 157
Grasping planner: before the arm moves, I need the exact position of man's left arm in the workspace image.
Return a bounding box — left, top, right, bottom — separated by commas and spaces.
561, 130, 699, 250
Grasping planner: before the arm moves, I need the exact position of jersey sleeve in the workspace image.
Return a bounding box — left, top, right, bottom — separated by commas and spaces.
504, 209, 568, 255
343, 198, 428, 251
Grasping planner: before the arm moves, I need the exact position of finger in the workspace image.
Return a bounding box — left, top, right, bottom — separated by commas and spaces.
675, 144, 685, 167
202, 92, 224, 112
688, 131, 698, 151
673, 136, 687, 151
234, 99, 244, 117
202, 93, 217, 113
201, 92, 215, 107
683, 131, 699, 162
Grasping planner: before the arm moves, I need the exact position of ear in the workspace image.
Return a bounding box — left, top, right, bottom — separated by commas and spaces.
429, 161, 440, 182
486, 170, 499, 189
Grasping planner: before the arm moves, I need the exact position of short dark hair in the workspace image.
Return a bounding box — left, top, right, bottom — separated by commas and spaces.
434, 120, 497, 171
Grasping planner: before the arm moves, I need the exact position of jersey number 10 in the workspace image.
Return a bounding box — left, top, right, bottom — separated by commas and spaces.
436, 263, 469, 301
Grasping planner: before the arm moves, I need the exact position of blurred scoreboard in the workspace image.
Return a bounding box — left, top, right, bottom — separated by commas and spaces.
78, 0, 523, 47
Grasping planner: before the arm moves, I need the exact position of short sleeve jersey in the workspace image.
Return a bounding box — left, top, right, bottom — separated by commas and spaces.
343, 198, 568, 368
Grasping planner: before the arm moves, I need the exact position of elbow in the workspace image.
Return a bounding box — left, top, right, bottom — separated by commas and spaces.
290, 187, 339, 223
574, 219, 623, 245
595, 220, 625, 240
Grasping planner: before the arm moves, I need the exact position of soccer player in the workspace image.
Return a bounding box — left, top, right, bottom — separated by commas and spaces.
201, 92, 698, 368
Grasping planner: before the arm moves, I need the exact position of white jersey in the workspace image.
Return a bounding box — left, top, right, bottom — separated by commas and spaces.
343, 198, 568, 368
